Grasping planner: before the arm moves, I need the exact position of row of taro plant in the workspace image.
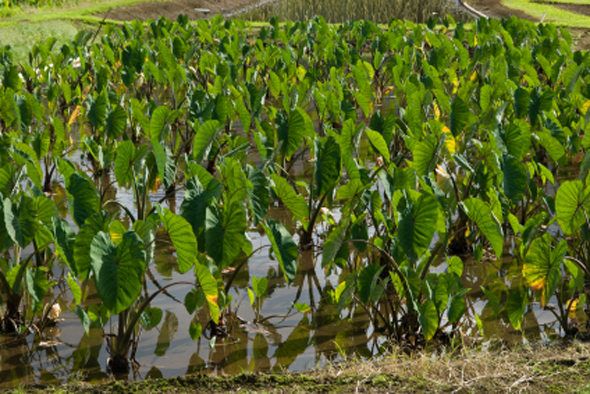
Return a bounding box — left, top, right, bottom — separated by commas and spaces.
0, 14, 590, 373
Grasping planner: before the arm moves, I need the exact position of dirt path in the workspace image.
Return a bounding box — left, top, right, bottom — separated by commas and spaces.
96, 0, 262, 21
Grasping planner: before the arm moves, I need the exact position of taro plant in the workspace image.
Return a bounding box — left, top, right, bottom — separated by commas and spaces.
0, 188, 60, 334
248, 276, 268, 324
270, 135, 341, 250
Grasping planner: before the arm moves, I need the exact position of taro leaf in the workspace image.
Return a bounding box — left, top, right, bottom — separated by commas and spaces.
397, 192, 438, 263
537, 130, 565, 166
11, 143, 43, 189
314, 136, 341, 197
221, 158, 250, 205
73, 211, 111, 279
36, 195, 57, 225
160, 208, 197, 274
179, 177, 221, 238
252, 276, 268, 298
447, 256, 463, 277
189, 322, 202, 341
413, 134, 445, 177
205, 202, 247, 270
152, 139, 176, 190
461, 198, 503, 259
449, 96, 469, 137
132, 219, 156, 265
114, 141, 136, 186
504, 123, 524, 160
321, 218, 351, 269
234, 97, 251, 134
25, 267, 49, 306
106, 105, 127, 139
246, 167, 270, 226
556, 180, 590, 235
32, 129, 50, 159
54, 217, 76, 273
150, 106, 172, 141
75, 305, 91, 335
192, 120, 222, 164
357, 264, 385, 304
523, 235, 566, 307
417, 299, 438, 341
270, 174, 309, 231
447, 289, 469, 324
277, 108, 313, 160
109, 220, 126, 246
502, 154, 527, 203
262, 219, 298, 283
195, 263, 219, 324
514, 87, 530, 119
90, 231, 146, 315
506, 288, 527, 331
4, 195, 38, 249
88, 94, 108, 130
184, 288, 205, 314
66, 273, 82, 305
67, 173, 100, 228
365, 128, 390, 163
340, 119, 358, 158
141, 306, 163, 329
353, 90, 372, 118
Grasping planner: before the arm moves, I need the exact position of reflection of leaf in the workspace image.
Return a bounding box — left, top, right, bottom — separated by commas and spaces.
154, 311, 179, 357
272, 315, 311, 371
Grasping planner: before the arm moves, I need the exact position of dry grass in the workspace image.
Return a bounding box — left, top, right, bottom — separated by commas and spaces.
313, 340, 590, 393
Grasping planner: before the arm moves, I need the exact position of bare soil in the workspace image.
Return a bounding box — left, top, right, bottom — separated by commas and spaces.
96, 0, 261, 21
464, 0, 535, 20
552, 2, 590, 17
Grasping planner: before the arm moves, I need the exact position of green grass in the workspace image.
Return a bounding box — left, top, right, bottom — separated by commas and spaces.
0, 0, 168, 26
502, 0, 590, 27
0, 19, 92, 60
535, 0, 590, 4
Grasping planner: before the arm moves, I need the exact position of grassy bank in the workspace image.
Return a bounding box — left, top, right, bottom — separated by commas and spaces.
6, 342, 590, 393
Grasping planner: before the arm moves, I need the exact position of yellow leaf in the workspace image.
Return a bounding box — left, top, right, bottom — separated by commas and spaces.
522, 264, 545, 292
470, 71, 477, 81
574, 151, 585, 165
68, 106, 80, 126
443, 128, 456, 154
567, 298, 579, 319
582, 100, 590, 115
296, 65, 306, 82
152, 177, 161, 194
433, 102, 440, 121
